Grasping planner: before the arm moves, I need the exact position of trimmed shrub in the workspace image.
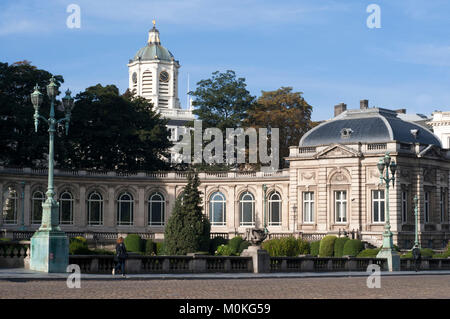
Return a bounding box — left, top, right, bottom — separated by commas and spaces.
145, 239, 156, 255
215, 244, 233, 256
279, 237, 299, 256
124, 234, 142, 253
209, 236, 228, 255
156, 242, 165, 255
239, 240, 250, 254
357, 248, 381, 258
228, 236, 244, 255
334, 237, 350, 257
403, 248, 435, 258
69, 237, 90, 255
310, 241, 320, 256
262, 239, 276, 257
319, 235, 337, 257
342, 239, 364, 256
297, 238, 310, 255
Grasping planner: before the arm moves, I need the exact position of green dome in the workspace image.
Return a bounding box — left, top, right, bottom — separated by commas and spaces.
133, 44, 174, 62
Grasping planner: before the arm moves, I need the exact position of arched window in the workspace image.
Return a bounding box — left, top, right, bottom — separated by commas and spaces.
31, 191, 45, 225
240, 191, 255, 227
117, 192, 133, 226
149, 192, 165, 226
268, 192, 282, 226
59, 191, 74, 225
209, 192, 226, 226
3, 188, 18, 224
88, 192, 103, 226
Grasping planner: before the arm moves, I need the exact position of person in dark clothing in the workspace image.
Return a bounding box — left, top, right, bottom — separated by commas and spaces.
412, 245, 421, 272
113, 237, 127, 277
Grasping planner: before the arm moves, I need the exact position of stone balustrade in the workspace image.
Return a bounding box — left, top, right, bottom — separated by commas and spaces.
0, 241, 30, 268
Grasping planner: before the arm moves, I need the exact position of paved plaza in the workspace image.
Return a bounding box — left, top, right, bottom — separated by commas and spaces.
0, 272, 449, 299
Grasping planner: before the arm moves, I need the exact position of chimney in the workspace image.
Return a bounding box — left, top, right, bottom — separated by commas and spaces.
360, 99, 369, 110
334, 103, 347, 117
395, 109, 406, 114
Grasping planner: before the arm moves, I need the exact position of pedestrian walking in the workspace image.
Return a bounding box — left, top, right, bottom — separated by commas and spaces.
113, 237, 128, 277
412, 245, 421, 272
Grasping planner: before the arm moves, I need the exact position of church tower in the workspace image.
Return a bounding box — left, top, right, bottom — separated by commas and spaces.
128, 21, 194, 142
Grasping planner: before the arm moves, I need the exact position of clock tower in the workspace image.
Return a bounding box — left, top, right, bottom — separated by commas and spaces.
128, 21, 194, 145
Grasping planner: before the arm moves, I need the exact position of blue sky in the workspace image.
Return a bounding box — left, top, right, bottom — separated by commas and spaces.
1, 0, 450, 121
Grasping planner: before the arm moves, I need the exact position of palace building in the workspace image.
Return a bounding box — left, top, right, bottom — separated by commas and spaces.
1, 26, 449, 249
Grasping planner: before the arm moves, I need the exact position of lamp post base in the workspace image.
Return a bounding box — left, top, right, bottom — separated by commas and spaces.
377, 248, 400, 271
30, 230, 69, 273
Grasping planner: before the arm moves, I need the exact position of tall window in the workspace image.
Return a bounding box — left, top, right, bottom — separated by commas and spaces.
401, 191, 408, 223
117, 192, 133, 226
372, 190, 385, 223
440, 190, 445, 223
335, 191, 347, 223
424, 192, 430, 223
149, 192, 165, 226
209, 192, 226, 226
59, 191, 74, 225
87, 192, 103, 226
3, 189, 18, 224
303, 192, 314, 223
268, 192, 282, 226
240, 192, 255, 227
32, 191, 45, 225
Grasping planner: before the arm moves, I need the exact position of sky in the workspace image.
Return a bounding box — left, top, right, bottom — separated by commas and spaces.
1, 0, 450, 121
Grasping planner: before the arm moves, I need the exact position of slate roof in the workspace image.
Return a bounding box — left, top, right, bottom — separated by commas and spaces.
299, 108, 441, 147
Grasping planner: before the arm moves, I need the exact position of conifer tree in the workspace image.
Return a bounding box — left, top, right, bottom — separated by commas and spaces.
164, 170, 211, 255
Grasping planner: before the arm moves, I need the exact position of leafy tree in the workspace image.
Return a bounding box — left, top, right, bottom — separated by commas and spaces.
164, 170, 211, 255
190, 70, 255, 131
58, 84, 172, 171
0, 61, 64, 167
245, 87, 313, 168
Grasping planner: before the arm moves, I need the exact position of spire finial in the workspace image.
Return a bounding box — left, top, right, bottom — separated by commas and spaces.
152, 19, 156, 27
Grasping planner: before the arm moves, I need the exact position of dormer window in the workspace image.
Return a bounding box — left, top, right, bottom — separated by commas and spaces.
340, 128, 353, 139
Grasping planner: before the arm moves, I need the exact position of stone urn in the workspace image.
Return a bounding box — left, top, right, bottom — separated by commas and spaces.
247, 228, 268, 247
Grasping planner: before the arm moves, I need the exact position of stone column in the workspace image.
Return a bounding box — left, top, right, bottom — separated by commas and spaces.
24, 183, 31, 227
78, 185, 86, 228
105, 186, 115, 228
136, 186, 145, 228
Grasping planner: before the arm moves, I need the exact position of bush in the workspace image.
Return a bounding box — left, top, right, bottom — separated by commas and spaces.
124, 234, 142, 253
342, 239, 364, 257
297, 238, 310, 255
209, 236, 228, 255
278, 237, 299, 256
69, 237, 90, 255
239, 240, 250, 253
319, 235, 337, 257
215, 244, 233, 256
310, 241, 320, 256
402, 248, 435, 258
145, 239, 156, 255
156, 242, 165, 255
90, 249, 114, 255
334, 237, 350, 257
228, 236, 244, 255
357, 248, 381, 258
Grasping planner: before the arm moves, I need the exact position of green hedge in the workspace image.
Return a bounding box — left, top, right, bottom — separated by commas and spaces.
209, 236, 228, 255
334, 237, 350, 257
124, 234, 142, 252
297, 238, 310, 255
261, 237, 310, 257
342, 239, 364, 257
69, 237, 90, 255
145, 239, 156, 255
215, 244, 233, 256
402, 248, 435, 258
228, 236, 244, 255
310, 241, 320, 256
156, 242, 165, 255
319, 235, 337, 257
357, 248, 381, 258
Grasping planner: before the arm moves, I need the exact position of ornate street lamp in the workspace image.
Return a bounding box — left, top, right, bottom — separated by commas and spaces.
376, 152, 400, 271
29, 77, 74, 273
413, 195, 420, 248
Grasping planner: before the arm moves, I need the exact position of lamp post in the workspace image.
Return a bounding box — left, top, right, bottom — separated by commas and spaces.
19, 182, 25, 231
263, 184, 268, 234
29, 77, 74, 273
292, 204, 297, 235
376, 152, 400, 271
413, 195, 420, 248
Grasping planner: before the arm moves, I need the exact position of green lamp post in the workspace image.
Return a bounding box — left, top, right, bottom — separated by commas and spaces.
29, 77, 74, 273
376, 152, 400, 271
263, 184, 268, 234
413, 195, 420, 249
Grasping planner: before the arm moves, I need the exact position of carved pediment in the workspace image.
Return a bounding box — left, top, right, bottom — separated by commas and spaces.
300, 171, 316, 182
315, 144, 361, 159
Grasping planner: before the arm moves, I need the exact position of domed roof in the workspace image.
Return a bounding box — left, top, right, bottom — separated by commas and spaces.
133, 44, 174, 62
300, 108, 441, 147
132, 22, 175, 62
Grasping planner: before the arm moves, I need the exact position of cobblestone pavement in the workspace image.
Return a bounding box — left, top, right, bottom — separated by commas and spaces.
0, 275, 449, 299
